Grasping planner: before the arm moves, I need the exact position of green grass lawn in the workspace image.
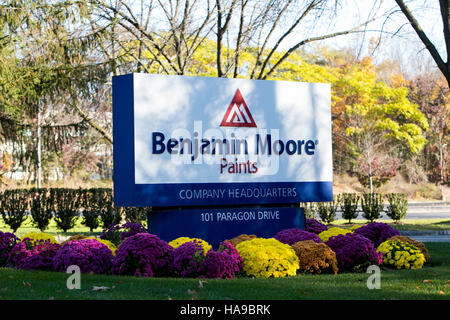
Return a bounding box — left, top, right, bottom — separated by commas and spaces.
0, 242, 449, 300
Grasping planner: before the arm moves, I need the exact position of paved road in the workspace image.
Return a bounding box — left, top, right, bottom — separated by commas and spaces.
402, 202, 450, 219
335, 201, 450, 242
398, 202, 450, 242
334, 201, 450, 220
408, 235, 450, 242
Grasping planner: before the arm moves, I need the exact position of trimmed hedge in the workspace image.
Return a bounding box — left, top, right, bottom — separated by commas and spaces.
314, 192, 408, 224
0, 188, 151, 233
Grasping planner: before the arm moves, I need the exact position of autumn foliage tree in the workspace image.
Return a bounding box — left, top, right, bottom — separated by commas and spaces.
342, 58, 429, 193
260, 49, 429, 192
407, 73, 449, 185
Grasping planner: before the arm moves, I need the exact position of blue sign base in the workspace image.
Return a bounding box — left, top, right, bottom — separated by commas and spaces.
147, 205, 305, 249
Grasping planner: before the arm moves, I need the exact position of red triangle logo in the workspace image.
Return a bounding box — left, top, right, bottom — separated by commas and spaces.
220, 89, 257, 128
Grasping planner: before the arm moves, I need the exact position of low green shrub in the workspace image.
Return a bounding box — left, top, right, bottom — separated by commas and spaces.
97, 189, 121, 228
317, 200, 339, 225
123, 207, 149, 223
53, 188, 82, 232
300, 202, 316, 219
29, 188, 55, 232
80, 189, 100, 232
361, 193, 384, 222
338, 193, 360, 224
385, 193, 408, 223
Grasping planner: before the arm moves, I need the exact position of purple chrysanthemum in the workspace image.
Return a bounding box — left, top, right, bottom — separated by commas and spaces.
197, 241, 243, 279
0, 231, 19, 266
52, 239, 114, 274
218, 241, 243, 270
112, 233, 173, 277
305, 219, 328, 234
9, 238, 61, 270
120, 222, 148, 239
326, 233, 381, 271
274, 228, 322, 245
354, 222, 400, 247
171, 240, 205, 277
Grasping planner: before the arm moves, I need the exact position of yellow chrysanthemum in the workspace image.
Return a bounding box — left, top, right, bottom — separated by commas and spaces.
236, 238, 299, 278
21, 232, 57, 244
377, 239, 425, 270
318, 227, 352, 242
348, 225, 362, 232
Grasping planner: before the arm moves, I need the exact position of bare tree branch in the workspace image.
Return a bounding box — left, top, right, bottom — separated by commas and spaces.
260, 18, 378, 80
249, 0, 294, 79
256, 0, 320, 79
395, 0, 449, 85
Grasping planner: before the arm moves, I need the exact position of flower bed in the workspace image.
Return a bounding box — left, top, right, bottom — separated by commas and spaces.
21, 232, 57, 245
170, 239, 242, 279
305, 219, 328, 234
197, 241, 243, 279
88, 237, 118, 256
223, 234, 257, 247
9, 238, 61, 271
386, 235, 430, 262
171, 240, 205, 277
0, 221, 431, 279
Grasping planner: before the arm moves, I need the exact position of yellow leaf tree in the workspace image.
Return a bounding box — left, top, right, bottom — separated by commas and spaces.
342, 58, 429, 192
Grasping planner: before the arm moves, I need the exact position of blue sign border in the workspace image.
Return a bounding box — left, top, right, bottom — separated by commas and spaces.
113, 74, 333, 207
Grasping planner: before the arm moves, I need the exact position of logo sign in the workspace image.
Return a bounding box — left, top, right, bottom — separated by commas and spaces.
113, 73, 332, 207
220, 89, 257, 128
